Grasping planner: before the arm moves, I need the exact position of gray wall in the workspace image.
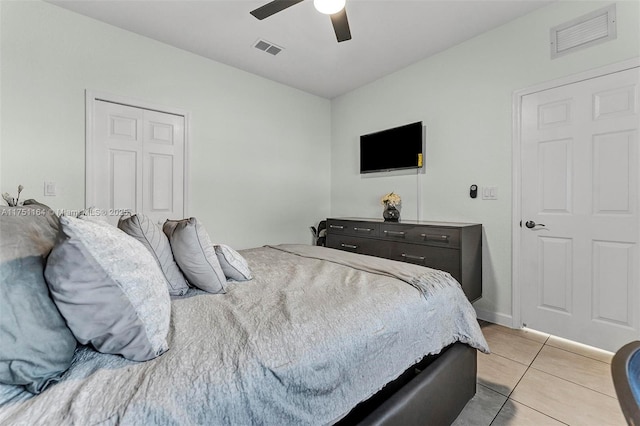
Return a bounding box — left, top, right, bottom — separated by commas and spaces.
1, 1, 331, 249
329, 1, 640, 322
2, 1, 639, 323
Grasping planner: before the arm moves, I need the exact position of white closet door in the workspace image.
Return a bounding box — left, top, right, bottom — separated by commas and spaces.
89, 100, 185, 225
142, 109, 185, 225
92, 101, 144, 224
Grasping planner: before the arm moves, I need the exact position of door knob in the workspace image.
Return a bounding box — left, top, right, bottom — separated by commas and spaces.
525, 220, 546, 229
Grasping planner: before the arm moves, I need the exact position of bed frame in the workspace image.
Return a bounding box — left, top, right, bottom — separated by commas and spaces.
338, 343, 477, 425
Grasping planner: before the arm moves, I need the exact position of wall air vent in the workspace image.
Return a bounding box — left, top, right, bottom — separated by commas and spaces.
253, 39, 283, 56
550, 4, 616, 59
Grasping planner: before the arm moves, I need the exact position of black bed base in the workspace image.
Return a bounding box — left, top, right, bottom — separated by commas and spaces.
337, 343, 477, 426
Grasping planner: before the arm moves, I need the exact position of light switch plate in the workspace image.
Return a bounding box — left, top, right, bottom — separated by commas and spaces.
44, 181, 57, 196
482, 186, 498, 200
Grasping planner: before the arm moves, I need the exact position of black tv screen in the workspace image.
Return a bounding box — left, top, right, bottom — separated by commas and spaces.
360, 121, 423, 174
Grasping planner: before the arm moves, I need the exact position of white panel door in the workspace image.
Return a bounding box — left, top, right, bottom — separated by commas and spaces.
142, 109, 185, 224
520, 67, 639, 351
90, 100, 185, 225
92, 101, 144, 224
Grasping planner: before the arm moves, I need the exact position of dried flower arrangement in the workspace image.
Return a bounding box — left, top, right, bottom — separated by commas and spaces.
2, 185, 24, 207
381, 192, 401, 207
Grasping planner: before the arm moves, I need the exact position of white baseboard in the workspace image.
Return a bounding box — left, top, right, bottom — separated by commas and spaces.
474, 307, 514, 328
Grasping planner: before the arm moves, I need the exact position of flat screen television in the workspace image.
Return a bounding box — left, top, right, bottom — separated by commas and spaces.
360, 121, 423, 174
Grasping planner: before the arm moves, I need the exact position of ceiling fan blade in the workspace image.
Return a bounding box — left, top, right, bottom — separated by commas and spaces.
330, 8, 352, 42
250, 0, 305, 20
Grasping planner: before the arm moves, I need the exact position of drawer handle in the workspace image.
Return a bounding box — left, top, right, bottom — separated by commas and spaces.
421, 234, 450, 242
341, 243, 358, 249
329, 225, 344, 230
401, 253, 425, 261
353, 227, 372, 232
383, 230, 406, 237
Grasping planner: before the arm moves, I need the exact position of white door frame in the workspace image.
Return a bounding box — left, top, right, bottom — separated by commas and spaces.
85, 90, 191, 217
511, 57, 640, 329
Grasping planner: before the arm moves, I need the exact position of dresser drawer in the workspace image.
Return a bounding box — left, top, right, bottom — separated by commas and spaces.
380, 224, 460, 249
326, 235, 385, 258
327, 219, 379, 238
387, 242, 462, 283
326, 218, 480, 301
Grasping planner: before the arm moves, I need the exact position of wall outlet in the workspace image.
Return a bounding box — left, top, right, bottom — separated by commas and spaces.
482, 186, 498, 200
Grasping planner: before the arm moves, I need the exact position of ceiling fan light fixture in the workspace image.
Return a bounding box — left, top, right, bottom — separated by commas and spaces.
313, 0, 345, 15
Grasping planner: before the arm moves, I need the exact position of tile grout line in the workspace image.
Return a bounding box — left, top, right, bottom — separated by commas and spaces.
483, 323, 612, 364
527, 365, 618, 400
487, 393, 510, 425
488, 335, 566, 426
515, 334, 615, 399
479, 323, 616, 425
489, 333, 549, 426
480, 322, 550, 345
544, 343, 613, 365
483, 351, 531, 368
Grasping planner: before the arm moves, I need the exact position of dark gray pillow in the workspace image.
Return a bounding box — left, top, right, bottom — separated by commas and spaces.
118, 214, 189, 296
163, 218, 226, 294
0, 203, 77, 394
45, 216, 171, 361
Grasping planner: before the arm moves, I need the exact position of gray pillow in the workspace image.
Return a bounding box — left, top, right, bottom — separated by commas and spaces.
45, 216, 171, 361
0, 203, 77, 394
163, 218, 226, 294
214, 244, 253, 282
118, 214, 189, 296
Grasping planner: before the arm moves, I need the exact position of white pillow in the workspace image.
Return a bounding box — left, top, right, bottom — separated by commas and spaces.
163, 218, 226, 294
45, 217, 171, 361
214, 244, 253, 282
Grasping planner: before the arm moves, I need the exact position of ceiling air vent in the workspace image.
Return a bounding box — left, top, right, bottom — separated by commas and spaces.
550, 4, 616, 59
253, 39, 283, 56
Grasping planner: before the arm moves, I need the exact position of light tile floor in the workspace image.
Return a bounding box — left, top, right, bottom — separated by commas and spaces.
453, 321, 625, 425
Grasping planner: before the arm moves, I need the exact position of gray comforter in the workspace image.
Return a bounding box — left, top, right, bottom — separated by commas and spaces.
0, 244, 488, 425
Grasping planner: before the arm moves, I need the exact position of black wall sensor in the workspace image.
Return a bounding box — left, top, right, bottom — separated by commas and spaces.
470, 185, 478, 199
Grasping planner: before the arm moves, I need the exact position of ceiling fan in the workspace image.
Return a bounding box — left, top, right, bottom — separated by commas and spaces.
250, 0, 352, 43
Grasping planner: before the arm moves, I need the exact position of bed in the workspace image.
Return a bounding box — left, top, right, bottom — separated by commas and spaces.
0, 207, 488, 425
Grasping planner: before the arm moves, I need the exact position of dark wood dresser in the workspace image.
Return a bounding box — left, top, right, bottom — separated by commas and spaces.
326, 218, 482, 302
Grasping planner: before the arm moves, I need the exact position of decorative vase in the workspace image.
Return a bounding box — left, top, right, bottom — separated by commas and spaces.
383, 203, 400, 222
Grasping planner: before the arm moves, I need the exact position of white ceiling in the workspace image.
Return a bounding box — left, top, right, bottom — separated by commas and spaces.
49, 0, 554, 99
